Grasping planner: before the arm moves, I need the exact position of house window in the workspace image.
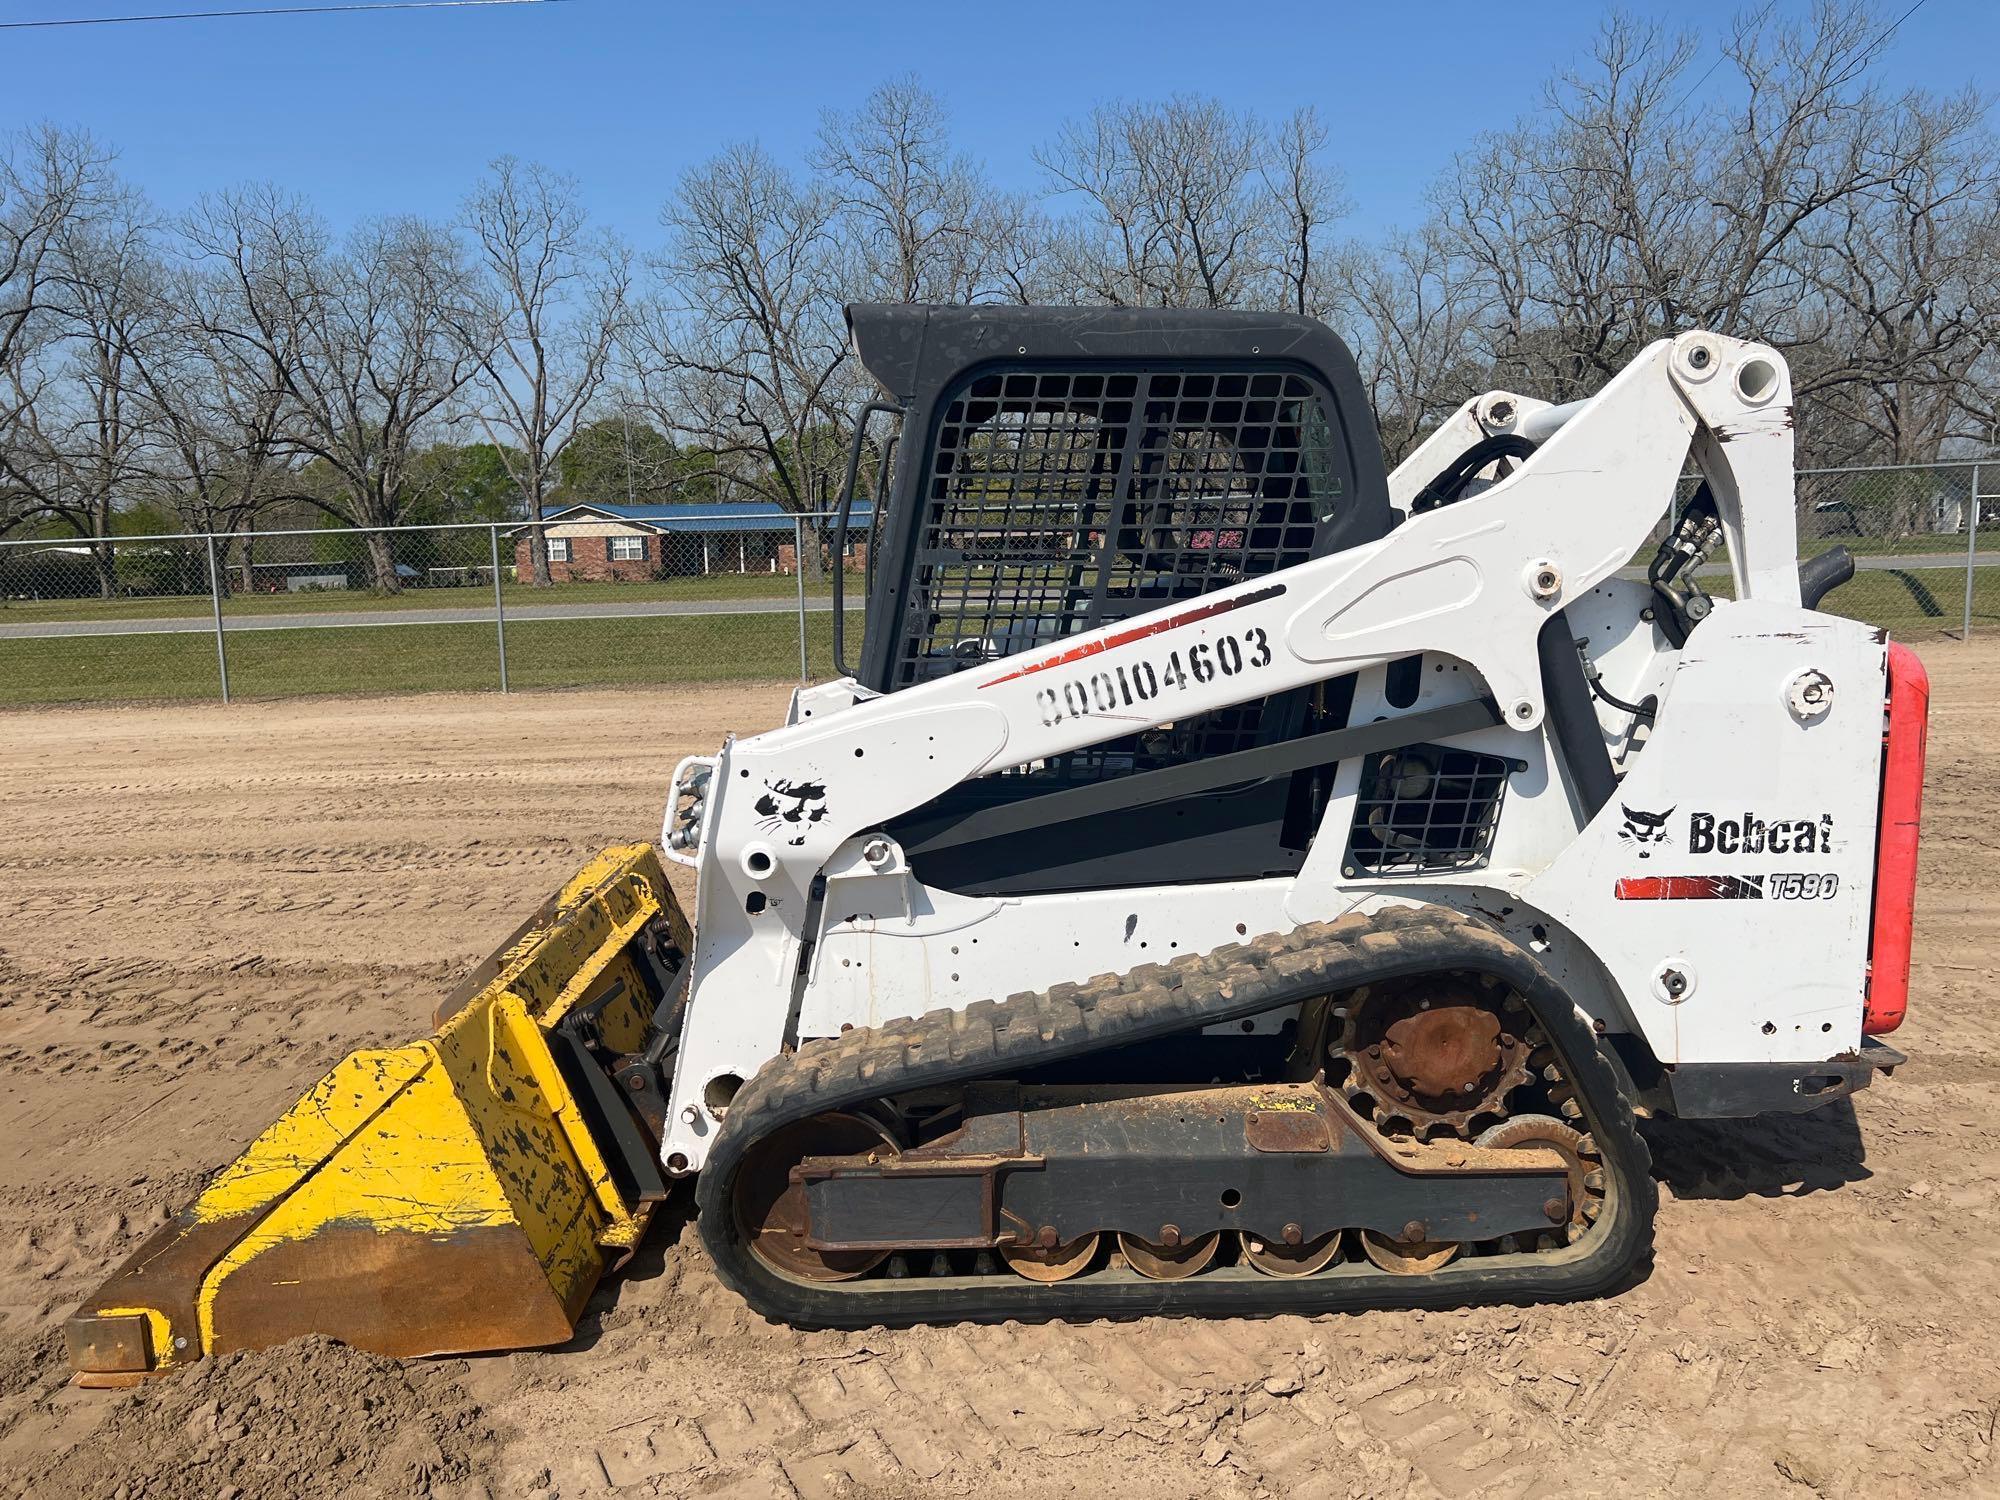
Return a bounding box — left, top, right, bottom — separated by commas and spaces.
546, 537, 571, 562
609, 536, 648, 562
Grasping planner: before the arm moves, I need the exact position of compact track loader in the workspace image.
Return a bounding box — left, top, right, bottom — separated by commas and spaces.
68, 305, 1928, 1381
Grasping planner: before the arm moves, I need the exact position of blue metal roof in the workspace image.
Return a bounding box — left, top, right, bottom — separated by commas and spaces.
534, 500, 874, 535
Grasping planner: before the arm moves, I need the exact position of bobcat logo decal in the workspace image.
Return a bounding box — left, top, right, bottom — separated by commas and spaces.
754, 778, 829, 846
1618, 804, 1675, 859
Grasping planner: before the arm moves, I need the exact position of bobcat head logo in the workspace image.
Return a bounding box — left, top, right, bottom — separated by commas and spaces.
754, 778, 829, 846
1618, 804, 1675, 860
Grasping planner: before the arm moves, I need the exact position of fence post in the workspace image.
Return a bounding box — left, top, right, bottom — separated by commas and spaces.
490, 524, 509, 693
1966, 463, 1980, 640
205, 533, 231, 704
794, 517, 809, 683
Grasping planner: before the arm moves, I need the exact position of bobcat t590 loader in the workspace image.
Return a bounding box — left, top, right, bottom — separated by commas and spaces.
67, 305, 1929, 1380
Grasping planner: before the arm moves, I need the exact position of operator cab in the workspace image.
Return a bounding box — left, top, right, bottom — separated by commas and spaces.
832, 304, 1396, 896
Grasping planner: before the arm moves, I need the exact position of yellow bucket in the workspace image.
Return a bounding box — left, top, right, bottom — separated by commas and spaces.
66, 845, 686, 1383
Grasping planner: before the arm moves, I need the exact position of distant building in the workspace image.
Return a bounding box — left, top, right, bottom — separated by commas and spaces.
510, 501, 873, 582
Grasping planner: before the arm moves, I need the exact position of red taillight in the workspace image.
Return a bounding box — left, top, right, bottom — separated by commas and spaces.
1865, 642, 1930, 1033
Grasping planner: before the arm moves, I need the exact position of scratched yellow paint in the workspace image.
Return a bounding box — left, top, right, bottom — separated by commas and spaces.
1246, 1089, 1321, 1112
131, 843, 676, 1362
193, 1050, 432, 1222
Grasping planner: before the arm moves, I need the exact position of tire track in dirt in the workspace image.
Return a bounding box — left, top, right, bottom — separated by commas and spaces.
4, 659, 2000, 1498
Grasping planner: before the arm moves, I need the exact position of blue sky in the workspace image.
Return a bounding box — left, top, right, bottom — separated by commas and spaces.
5, 0, 1994, 246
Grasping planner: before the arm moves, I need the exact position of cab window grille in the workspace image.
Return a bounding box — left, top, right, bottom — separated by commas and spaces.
893, 366, 1337, 690
1347, 744, 1511, 875
891, 364, 1341, 774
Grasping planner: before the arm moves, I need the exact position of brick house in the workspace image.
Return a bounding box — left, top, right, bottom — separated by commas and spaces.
512, 501, 872, 583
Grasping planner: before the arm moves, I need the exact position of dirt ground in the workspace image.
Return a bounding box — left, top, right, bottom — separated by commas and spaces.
1, 650, 1997, 1500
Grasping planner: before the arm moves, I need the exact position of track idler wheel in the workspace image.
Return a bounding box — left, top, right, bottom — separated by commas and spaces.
1117, 1231, 1221, 1280
1358, 1229, 1461, 1275
1241, 1229, 1343, 1277
1000, 1234, 1101, 1283
1476, 1112, 1602, 1241
732, 1112, 894, 1283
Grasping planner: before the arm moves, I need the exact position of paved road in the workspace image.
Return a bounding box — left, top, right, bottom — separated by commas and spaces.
0, 593, 855, 641
1, 550, 1992, 641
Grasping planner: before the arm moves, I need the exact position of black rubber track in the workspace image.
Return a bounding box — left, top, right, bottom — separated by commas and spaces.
695, 905, 1656, 1328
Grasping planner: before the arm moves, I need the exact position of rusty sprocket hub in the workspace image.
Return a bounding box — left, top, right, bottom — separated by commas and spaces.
1335, 974, 1534, 1139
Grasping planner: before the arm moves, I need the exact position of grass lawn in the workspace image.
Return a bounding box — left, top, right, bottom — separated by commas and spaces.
1692, 565, 1997, 635
0, 610, 863, 706
0, 566, 1987, 709
0, 568, 838, 625
1818, 565, 2000, 633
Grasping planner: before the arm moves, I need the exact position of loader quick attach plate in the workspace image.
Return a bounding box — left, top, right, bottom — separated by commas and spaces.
65, 844, 688, 1383
696, 905, 1656, 1326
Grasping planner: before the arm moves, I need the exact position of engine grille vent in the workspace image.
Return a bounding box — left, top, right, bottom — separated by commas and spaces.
1347, 744, 1511, 876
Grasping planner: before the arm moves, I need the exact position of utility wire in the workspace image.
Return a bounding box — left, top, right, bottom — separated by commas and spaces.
0, 0, 564, 28
1669, 0, 1779, 116
1670, 0, 1934, 115
1873, 0, 1934, 51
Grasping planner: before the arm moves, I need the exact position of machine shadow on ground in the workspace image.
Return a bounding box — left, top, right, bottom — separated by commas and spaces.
1641, 1099, 1870, 1200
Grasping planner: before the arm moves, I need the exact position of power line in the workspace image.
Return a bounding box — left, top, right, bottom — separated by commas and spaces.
1668, 0, 1930, 117
1873, 0, 1933, 51
1668, 53, 1730, 116
1669, 0, 1780, 116
0, 0, 565, 29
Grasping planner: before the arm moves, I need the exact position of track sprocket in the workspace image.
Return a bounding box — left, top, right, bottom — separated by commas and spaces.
1334, 973, 1535, 1138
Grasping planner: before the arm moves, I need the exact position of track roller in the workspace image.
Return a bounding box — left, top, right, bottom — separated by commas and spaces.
1117, 1231, 1221, 1280
1359, 1230, 1461, 1275
1000, 1234, 1100, 1282
1241, 1230, 1343, 1277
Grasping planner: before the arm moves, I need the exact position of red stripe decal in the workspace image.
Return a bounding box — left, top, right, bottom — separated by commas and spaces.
979, 583, 1288, 688
1615, 875, 1765, 900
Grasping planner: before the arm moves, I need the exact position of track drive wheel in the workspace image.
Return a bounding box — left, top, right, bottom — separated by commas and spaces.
1337, 974, 1534, 1139
732, 1112, 894, 1283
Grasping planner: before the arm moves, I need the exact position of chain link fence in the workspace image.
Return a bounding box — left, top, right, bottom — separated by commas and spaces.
0, 514, 863, 707
1792, 461, 1993, 637
0, 462, 1990, 708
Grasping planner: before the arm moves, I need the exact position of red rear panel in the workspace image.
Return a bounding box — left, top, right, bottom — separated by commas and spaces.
1865, 642, 1930, 1034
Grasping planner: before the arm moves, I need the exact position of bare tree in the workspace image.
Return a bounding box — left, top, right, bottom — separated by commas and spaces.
458, 157, 630, 585
1420, 16, 1707, 397
1359, 2, 2000, 466
630, 144, 851, 574
6, 24, 1997, 571
10, 174, 163, 594
121, 260, 296, 588
1038, 95, 1272, 307
814, 76, 1040, 305
1264, 108, 1347, 317
187, 188, 477, 591
1786, 90, 2000, 464
0, 126, 120, 537
1332, 227, 1492, 463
